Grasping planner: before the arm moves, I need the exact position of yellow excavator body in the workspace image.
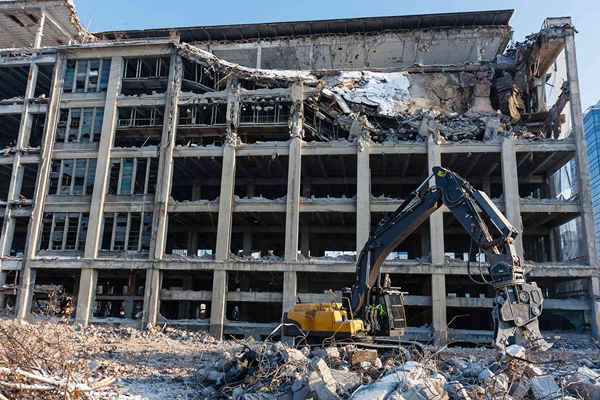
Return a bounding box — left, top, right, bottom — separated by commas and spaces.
286, 303, 365, 336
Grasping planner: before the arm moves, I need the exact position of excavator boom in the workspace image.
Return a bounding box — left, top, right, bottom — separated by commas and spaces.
285, 167, 550, 350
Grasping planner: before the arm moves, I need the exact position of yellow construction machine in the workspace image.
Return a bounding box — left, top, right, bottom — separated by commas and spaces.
284, 167, 550, 350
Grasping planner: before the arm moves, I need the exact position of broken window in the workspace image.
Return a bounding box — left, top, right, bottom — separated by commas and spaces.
0, 114, 21, 149
303, 105, 349, 142
48, 159, 96, 196
0, 66, 29, 101
63, 59, 111, 94
100, 212, 152, 254
108, 157, 158, 195
171, 157, 222, 201
55, 107, 104, 144
39, 212, 89, 252
230, 212, 286, 259
94, 269, 146, 319
10, 217, 29, 257
182, 59, 224, 93
176, 102, 228, 146
20, 164, 38, 200
34, 64, 54, 98
239, 100, 290, 125
160, 271, 213, 320
301, 155, 357, 198
166, 213, 217, 258
298, 212, 356, 260
121, 57, 170, 95
29, 113, 46, 147
234, 155, 288, 200
115, 106, 164, 147
0, 165, 12, 200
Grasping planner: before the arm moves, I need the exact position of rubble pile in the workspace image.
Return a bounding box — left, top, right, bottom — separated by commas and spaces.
197, 339, 600, 400
0, 320, 115, 399
0, 320, 597, 399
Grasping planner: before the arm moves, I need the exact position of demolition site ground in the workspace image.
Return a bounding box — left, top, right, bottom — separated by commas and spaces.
0, 319, 599, 400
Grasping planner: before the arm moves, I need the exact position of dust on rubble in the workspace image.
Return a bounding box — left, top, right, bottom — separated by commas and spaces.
1, 319, 599, 400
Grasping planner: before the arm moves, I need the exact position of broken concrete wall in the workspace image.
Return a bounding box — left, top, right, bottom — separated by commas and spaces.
198, 27, 510, 70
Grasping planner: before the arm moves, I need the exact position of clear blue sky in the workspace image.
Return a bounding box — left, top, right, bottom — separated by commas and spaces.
74, 0, 600, 109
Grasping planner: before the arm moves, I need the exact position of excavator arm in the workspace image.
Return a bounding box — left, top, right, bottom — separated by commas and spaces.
350, 167, 550, 350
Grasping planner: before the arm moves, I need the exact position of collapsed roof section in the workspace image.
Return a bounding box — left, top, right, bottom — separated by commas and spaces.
0, 0, 94, 48
174, 19, 575, 144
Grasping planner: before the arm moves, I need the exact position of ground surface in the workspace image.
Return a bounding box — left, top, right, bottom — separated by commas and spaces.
0, 319, 598, 399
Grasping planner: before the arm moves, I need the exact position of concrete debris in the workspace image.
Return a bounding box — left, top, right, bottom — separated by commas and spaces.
2, 320, 599, 399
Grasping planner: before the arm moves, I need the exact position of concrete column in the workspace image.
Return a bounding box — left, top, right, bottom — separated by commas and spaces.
284, 82, 303, 262
150, 54, 182, 259
590, 277, 600, 338
356, 139, 371, 253
215, 144, 236, 261
283, 270, 297, 314
209, 270, 227, 339
428, 136, 447, 345
84, 56, 123, 258
284, 137, 302, 261
75, 269, 97, 325
75, 56, 123, 326
215, 79, 240, 261
564, 28, 600, 337
142, 269, 162, 327
16, 54, 66, 320
501, 137, 524, 257
143, 54, 183, 328
564, 31, 599, 266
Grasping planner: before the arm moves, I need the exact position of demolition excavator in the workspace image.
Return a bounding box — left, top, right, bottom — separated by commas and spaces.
284, 167, 551, 350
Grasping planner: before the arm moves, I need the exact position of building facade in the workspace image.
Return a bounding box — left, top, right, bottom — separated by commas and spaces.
0, 1, 598, 343
584, 103, 600, 258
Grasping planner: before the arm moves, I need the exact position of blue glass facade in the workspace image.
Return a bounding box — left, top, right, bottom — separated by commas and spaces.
583, 103, 600, 254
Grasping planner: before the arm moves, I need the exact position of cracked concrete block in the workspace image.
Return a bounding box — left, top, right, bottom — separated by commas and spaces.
530, 375, 561, 400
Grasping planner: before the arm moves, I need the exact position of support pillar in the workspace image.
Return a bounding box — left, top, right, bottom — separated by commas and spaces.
75, 269, 97, 325
428, 136, 447, 345
16, 55, 65, 320
564, 27, 600, 337
209, 270, 227, 339
501, 137, 524, 257
564, 30, 599, 266
215, 144, 236, 261
210, 79, 240, 338
78, 56, 123, 325
356, 139, 371, 253
143, 53, 183, 328
142, 269, 162, 327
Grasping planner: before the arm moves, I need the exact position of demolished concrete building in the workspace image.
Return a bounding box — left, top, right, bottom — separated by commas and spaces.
0, 1, 598, 344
